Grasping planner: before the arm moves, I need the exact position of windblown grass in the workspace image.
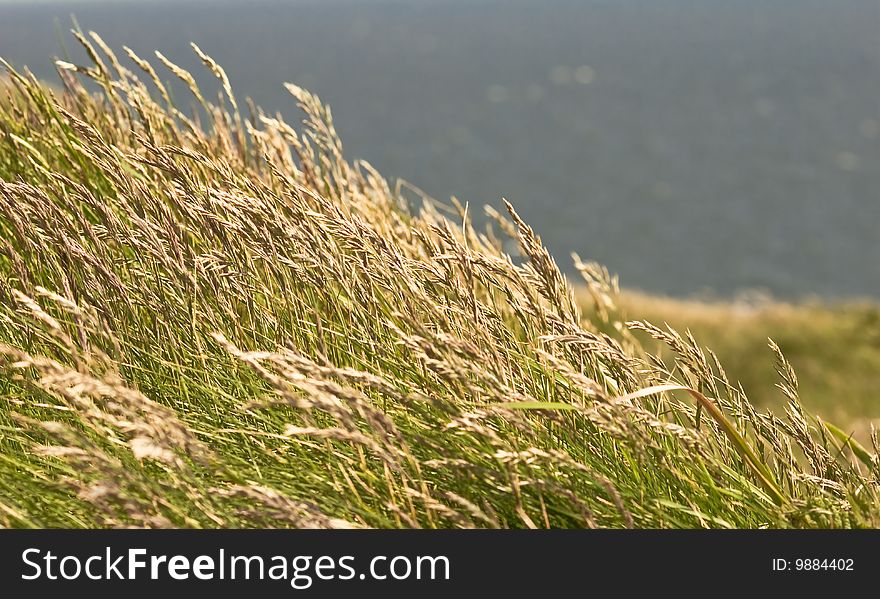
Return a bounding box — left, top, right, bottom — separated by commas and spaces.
0, 35, 878, 528
616, 292, 880, 440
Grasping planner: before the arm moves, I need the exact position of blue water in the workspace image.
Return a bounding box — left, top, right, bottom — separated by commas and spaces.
1, 0, 878, 298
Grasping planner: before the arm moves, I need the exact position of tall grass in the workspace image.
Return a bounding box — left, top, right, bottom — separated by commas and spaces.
0, 35, 877, 528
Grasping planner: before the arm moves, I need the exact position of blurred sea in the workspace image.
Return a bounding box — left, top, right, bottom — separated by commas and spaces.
1, 0, 878, 298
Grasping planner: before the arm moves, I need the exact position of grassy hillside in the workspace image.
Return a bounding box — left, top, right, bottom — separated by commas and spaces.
617, 293, 880, 440
0, 37, 878, 528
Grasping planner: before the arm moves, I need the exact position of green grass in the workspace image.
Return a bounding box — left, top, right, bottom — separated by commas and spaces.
617, 292, 880, 439
0, 36, 878, 529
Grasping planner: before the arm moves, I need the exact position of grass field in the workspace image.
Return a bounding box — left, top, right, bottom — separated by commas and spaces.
618, 292, 880, 441
0, 36, 878, 529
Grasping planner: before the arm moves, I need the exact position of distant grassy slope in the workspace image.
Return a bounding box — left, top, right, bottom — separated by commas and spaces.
616, 292, 880, 437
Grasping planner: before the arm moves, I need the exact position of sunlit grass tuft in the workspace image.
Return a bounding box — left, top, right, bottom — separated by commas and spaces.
0, 35, 877, 528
